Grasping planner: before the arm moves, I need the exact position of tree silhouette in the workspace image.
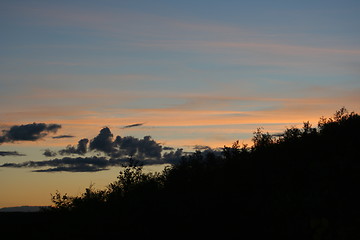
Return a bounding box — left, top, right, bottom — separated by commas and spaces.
31, 107, 360, 238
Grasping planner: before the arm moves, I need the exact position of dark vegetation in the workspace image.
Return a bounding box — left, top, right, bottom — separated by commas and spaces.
1, 108, 360, 238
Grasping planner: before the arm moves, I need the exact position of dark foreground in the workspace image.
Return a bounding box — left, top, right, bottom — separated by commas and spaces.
1, 205, 360, 239
0, 211, 264, 238
2, 109, 360, 239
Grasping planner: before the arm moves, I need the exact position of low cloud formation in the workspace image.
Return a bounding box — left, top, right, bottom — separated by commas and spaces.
59, 138, 89, 156
0, 126, 188, 172
0, 123, 61, 144
0, 151, 26, 157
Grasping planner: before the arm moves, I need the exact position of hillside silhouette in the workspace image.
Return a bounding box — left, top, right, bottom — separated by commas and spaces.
1, 107, 360, 238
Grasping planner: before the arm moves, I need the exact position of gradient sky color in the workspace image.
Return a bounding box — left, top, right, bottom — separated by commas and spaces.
1, 0, 359, 208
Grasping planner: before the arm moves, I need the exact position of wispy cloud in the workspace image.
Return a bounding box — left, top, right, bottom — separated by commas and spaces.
122, 123, 145, 129
196, 41, 360, 56
13, 2, 359, 59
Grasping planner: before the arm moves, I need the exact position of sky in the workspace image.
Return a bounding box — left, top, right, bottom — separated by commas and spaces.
0, 0, 359, 208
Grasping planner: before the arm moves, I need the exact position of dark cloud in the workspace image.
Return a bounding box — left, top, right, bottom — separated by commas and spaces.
0, 123, 61, 144
52, 135, 75, 139
113, 136, 138, 157
33, 165, 107, 173
59, 138, 89, 156
122, 123, 145, 129
0, 156, 113, 172
0, 156, 144, 172
89, 127, 114, 154
113, 135, 162, 159
163, 146, 175, 151
89, 127, 162, 160
46, 124, 62, 132
163, 148, 183, 164
77, 138, 89, 154
193, 145, 212, 151
138, 136, 162, 159
0, 151, 26, 157
43, 149, 57, 157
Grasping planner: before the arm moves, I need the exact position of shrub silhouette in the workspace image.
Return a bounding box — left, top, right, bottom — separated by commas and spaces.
44, 108, 360, 238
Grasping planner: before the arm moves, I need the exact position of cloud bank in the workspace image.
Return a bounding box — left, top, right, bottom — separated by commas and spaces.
0, 126, 188, 172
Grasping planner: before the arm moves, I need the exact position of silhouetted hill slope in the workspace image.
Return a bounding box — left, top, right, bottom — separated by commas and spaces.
3, 108, 360, 239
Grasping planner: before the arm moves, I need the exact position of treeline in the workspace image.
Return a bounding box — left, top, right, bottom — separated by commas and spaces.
28, 108, 360, 237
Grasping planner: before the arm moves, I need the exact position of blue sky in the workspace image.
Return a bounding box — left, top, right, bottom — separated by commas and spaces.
0, 0, 359, 207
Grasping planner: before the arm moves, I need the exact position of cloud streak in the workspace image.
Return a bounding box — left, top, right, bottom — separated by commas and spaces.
52, 135, 75, 139
0, 151, 26, 157
0, 155, 180, 172
122, 123, 145, 129
0, 156, 111, 172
